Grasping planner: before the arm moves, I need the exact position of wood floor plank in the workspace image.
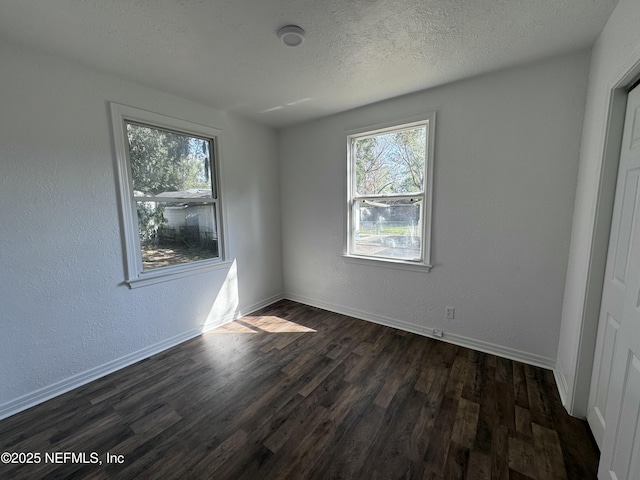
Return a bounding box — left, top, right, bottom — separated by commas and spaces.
496, 380, 516, 435
185, 429, 249, 480
467, 451, 491, 480
263, 384, 361, 480
415, 366, 438, 394
451, 397, 480, 449
0, 300, 599, 480
310, 403, 386, 480
298, 357, 341, 397
512, 361, 529, 409
514, 405, 533, 440
360, 387, 427, 480
410, 365, 450, 462
263, 396, 323, 454
508, 435, 538, 479
491, 424, 509, 480
374, 373, 405, 408
532, 422, 568, 480
525, 365, 554, 429
462, 350, 485, 404
509, 470, 536, 480
443, 441, 470, 480
128, 403, 181, 437
541, 369, 600, 480
445, 354, 468, 399
423, 395, 458, 476
474, 363, 497, 456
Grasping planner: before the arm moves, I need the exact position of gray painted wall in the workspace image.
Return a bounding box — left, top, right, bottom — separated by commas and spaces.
0, 42, 283, 416
279, 52, 590, 366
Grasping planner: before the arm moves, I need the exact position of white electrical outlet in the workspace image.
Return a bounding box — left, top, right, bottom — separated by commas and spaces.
432, 329, 443, 338
445, 307, 455, 320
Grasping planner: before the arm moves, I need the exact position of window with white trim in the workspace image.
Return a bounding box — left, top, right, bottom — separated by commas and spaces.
346, 115, 434, 267
110, 103, 227, 287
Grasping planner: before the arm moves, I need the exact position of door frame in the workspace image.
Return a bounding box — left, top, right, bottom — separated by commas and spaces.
570, 54, 640, 418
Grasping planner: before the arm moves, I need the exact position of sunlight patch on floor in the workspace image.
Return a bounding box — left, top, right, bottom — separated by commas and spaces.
239, 315, 316, 333
212, 322, 259, 334
210, 314, 316, 334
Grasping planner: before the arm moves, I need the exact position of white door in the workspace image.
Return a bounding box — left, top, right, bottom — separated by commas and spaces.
587, 84, 640, 479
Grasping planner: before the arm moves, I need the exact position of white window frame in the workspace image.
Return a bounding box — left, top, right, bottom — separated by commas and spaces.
110, 102, 230, 288
344, 113, 435, 272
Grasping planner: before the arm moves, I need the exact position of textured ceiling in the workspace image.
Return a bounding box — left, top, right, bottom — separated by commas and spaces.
0, 0, 618, 127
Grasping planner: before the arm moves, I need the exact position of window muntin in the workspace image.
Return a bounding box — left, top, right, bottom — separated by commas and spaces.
347, 118, 433, 266
110, 103, 227, 287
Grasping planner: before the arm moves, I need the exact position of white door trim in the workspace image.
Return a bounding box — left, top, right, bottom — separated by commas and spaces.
567, 51, 640, 418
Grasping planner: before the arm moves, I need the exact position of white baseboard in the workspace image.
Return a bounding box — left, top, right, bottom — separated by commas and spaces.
553, 365, 570, 408
1, 292, 558, 421
0, 293, 284, 421
284, 293, 556, 370
240, 293, 285, 316
0, 328, 202, 422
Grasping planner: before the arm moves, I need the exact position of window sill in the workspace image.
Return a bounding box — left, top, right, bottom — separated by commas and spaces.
126, 259, 233, 289
342, 254, 432, 273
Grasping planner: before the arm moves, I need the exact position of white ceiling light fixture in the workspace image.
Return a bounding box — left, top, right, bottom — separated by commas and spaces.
278, 25, 305, 47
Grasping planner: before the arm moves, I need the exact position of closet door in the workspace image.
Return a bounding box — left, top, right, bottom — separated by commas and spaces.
587, 84, 640, 479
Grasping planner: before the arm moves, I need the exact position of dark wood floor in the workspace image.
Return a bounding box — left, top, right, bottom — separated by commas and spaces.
0, 300, 599, 479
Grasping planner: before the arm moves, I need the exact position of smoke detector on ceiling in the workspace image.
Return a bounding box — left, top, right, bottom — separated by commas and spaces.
278, 25, 305, 47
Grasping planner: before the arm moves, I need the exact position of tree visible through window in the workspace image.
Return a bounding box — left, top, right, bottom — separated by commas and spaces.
127, 122, 220, 270
347, 117, 434, 265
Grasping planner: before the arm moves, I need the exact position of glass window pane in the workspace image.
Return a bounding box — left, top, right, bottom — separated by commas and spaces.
354, 125, 426, 196
136, 201, 219, 270
353, 199, 422, 260
126, 122, 214, 198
